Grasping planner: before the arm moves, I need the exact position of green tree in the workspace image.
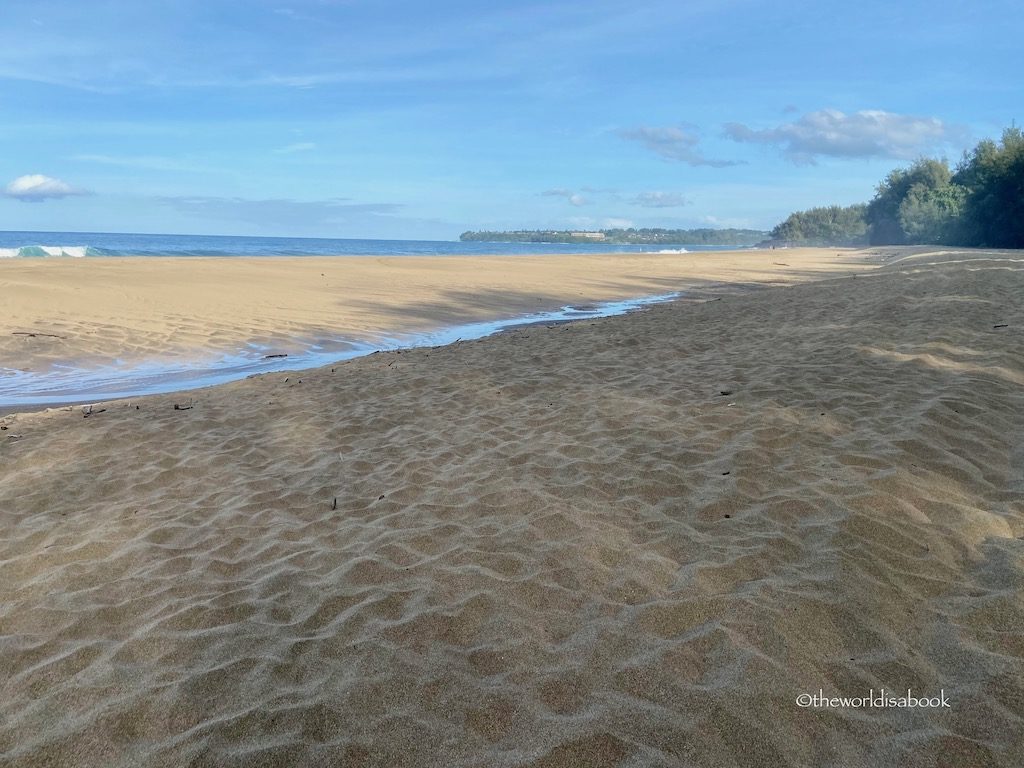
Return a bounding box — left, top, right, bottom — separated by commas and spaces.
953, 126, 1024, 248
897, 182, 966, 244
866, 158, 957, 244
770, 204, 867, 245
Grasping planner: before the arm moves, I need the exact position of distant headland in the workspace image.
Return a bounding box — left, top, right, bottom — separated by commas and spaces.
459, 228, 767, 246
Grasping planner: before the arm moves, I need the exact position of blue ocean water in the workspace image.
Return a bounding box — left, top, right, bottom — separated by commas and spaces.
0, 230, 737, 258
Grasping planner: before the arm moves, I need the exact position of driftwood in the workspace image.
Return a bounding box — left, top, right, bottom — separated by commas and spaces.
263, 353, 288, 359
994, 324, 1009, 329
173, 399, 194, 411
13, 331, 66, 339
82, 405, 106, 418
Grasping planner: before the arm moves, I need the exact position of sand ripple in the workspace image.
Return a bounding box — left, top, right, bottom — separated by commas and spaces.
1, 249, 1023, 766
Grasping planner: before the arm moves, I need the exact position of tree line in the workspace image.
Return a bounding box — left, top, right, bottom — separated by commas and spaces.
769, 126, 1023, 248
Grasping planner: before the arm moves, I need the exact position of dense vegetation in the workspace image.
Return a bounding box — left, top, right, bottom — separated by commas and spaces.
768, 204, 868, 246
771, 126, 1023, 248
459, 228, 766, 245
465, 128, 1020, 250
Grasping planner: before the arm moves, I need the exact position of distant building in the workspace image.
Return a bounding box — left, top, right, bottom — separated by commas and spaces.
569, 231, 606, 240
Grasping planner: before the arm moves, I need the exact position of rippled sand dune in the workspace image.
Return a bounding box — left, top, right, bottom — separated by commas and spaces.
1, 249, 1022, 766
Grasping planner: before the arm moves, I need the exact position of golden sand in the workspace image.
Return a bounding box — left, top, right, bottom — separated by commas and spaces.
0, 249, 870, 372
1, 248, 1022, 766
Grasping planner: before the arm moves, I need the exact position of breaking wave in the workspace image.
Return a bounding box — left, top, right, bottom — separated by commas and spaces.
0, 245, 107, 258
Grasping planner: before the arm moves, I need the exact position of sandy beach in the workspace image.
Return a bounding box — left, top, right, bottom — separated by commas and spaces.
1, 247, 1023, 767
0, 249, 871, 376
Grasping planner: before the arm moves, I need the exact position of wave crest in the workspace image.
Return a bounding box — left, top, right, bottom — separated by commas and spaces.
0, 245, 95, 258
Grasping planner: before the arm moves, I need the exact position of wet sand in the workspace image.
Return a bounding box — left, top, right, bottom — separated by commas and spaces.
0, 249, 870, 373
1, 248, 1022, 767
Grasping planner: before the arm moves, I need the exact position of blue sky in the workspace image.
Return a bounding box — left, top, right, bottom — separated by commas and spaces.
0, 0, 1019, 239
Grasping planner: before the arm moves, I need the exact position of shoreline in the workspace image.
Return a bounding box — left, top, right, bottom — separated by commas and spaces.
1, 248, 875, 414
1, 290, 683, 412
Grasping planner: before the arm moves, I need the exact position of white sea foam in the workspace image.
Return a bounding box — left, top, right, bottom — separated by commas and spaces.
0, 245, 90, 258
42, 245, 88, 257
655, 248, 690, 254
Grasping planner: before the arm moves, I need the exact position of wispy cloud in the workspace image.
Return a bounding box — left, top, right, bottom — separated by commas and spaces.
723, 109, 968, 164
273, 142, 316, 154
72, 153, 216, 172
567, 215, 634, 229
3, 174, 89, 202
618, 125, 741, 167
155, 195, 404, 230
542, 188, 589, 206
699, 213, 754, 228
629, 191, 689, 208
543, 187, 688, 208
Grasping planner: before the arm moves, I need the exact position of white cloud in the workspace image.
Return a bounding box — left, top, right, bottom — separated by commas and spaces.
602, 217, 634, 228
568, 215, 634, 229
73, 153, 216, 172
3, 174, 89, 202
155, 195, 404, 229
699, 213, 754, 228
630, 191, 689, 208
723, 109, 968, 164
543, 188, 589, 206
618, 125, 740, 167
273, 142, 317, 154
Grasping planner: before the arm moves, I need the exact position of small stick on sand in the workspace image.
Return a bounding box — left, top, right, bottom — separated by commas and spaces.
263, 353, 288, 359
331, 497, 337, 510
12, 331, 66, 339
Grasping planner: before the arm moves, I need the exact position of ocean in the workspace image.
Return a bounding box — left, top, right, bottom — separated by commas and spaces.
0, 230, 737, 258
